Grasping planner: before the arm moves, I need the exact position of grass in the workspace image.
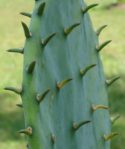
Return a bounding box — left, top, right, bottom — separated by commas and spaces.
0, 0, 33, 148
0, 0, 125, 148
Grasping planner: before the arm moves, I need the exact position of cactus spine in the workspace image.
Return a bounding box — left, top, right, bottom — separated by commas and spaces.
6, 0, 120, 148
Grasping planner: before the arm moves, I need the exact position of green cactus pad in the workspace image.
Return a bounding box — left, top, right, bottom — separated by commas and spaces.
7, 0, 116, 149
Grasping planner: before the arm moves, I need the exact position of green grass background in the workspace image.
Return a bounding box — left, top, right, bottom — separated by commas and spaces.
0, 0, 125, 148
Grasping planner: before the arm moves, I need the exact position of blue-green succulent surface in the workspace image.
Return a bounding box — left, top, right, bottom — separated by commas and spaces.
6, 0, 117, 148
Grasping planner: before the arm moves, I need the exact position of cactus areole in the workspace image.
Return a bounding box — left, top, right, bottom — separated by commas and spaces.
7, 0, 120, 149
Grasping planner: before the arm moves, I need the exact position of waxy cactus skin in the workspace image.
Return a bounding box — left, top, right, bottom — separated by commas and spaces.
6, 0, 120, 149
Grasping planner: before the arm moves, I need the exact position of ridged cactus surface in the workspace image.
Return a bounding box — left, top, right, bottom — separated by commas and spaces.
6, 0, 120, 149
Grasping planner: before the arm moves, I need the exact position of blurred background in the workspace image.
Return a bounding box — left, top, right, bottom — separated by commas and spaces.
0, 0, 125, 148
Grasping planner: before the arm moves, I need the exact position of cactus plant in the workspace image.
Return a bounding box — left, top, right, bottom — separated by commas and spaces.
5, 0, 120, 148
